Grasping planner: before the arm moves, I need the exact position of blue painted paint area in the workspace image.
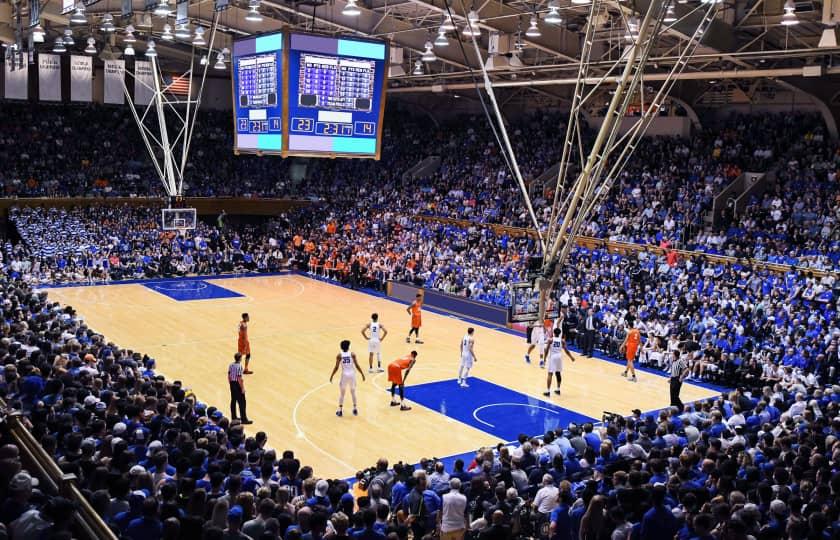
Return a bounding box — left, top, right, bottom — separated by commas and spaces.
143, 279, 244, 301
406, 377, 597, 442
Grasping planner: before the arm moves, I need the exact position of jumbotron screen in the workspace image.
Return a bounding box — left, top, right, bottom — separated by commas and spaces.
284, 33, 388, 159
232, 32, 284, 154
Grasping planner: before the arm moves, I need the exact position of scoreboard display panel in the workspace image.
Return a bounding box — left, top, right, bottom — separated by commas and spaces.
232, 32, 284, 154
284, 33, 387, 159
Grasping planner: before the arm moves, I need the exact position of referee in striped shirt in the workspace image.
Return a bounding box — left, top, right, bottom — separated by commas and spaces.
228, 353, 253, 425
669, 349, 691, 410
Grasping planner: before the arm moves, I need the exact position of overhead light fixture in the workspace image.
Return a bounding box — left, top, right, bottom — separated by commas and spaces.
214, 52, 226, 69
819, 27, 838, 48
571, 0, 590, 4
525, 15, 541, 37
509, 52, 523, 68
467, 9, 480, 25
545, 1, 562, 25
53, 38, 66, 53
780, 0, 799, 25
63, 28, 75, 46
246, 4, 263, 22
124, 24, 137, 43
664, 4, 676, 23
161, 24, 174, 40
343, 0, 361, 17
69, 3, 87, 25
145, 39, 157, 57
174, 23, 190, 39
440, 14, 456, 32
462, 22, 481, 37
412, 60, 423, 75
153, 0, 172, 17
193, 25, 206, 46
31, 24, 45, 43
200, 54, 208, 65
421, 40, 436, 62
434, 30, 448, 47
85, 37, 97, 54
124, 43, 135, 56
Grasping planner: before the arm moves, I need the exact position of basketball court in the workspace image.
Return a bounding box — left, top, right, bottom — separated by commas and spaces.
45, 274, 721, 478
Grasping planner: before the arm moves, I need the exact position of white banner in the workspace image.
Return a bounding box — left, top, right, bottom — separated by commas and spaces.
38, 53, 61, 101
4, 56, 28, 100
134, 60, 154, 105
104, 59, 125, 104
70, 55, 92, 102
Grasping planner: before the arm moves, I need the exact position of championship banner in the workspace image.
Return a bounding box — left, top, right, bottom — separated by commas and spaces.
70, 55, 92, 102
38, 53, 61, 101
4, 55, 28, 100
104, 59, 125, 104
134, 60, 154, 105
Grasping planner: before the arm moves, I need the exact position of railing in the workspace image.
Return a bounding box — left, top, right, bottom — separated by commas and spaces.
1, 401, 117, 540
0, 197, 313, 217
415, 214, 837, 279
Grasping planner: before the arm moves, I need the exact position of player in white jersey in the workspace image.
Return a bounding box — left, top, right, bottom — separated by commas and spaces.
457, 327, 478, 387
525, 321, 546, 366
329, 340, 366, 417
362, 313, 389, 373
544, 327, 574, 397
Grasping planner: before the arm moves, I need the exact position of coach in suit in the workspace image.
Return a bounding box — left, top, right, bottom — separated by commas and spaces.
581, 308, 596, 357
228, 353, 253, 425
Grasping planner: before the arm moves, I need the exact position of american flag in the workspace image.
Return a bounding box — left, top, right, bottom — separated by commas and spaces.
163, 73, 191, 96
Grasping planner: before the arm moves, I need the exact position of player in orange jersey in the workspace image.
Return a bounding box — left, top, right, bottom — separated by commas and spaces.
619, 316, 640, 382
405, 293, 424, 344
238, 313, 253, 374
387, 351, 417, 411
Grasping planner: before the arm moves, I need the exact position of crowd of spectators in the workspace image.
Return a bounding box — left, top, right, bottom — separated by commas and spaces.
0, 265, 839, 539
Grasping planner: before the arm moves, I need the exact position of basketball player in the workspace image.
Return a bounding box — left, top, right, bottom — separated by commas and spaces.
544, 327, 574, 397
525, 320, 546, 366
238, 313, 253, 374
457, 328, 478, 388
362, 313, 389, 373
620, 317, 640, 382
406, 294, 424, 344
387, 351, 417, 410
329, 340, 366, 417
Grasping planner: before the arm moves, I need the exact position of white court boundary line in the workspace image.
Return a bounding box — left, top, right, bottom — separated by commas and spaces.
472, 403, 561, 429
292, 382, 357, 474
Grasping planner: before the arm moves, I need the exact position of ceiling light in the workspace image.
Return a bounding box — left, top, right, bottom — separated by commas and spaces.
63, 29, 75, 46
53, 38, 66, 53
100, 13, 116, 33
246, 5, 263, 22
343, 0, 361, 17
440, 14, 456, 32
214, 52, 226, 69
124, 43, 135, 56
434, 30, 448, 47
421, 40, 436, 62
31, 24, 45, 43
145, 39, 157, 57
85, 37, 97, 54
571, 0, 590, 4
819, 27, 838, 48
69, 3, 87, 25
175, 24, 190, 39
193, 26, 206, 46
200, 54, 208, 65
153, 0, 172, 17
780, 0, 798, 25
525, 15, 541, 37
161, 24, 174, 40
124, 25, 137, 43
462, 23, 481, 37
545, 1, 562, 25
412, 60, 423, 75
664, 5, 676, 23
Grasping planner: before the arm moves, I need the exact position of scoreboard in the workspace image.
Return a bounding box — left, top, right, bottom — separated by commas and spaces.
230, 32, 388, 159
232, 32, 284, 154
285, 33, 387, 159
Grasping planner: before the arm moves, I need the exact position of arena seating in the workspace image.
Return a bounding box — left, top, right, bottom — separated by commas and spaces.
2, 102, 840, 539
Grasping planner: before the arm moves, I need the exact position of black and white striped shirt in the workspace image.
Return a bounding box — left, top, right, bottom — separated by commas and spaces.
670, 355, 688, 378
228, 362, 243, 382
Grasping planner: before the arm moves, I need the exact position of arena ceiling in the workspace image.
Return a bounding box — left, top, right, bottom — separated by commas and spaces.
2, 0, 840, 104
